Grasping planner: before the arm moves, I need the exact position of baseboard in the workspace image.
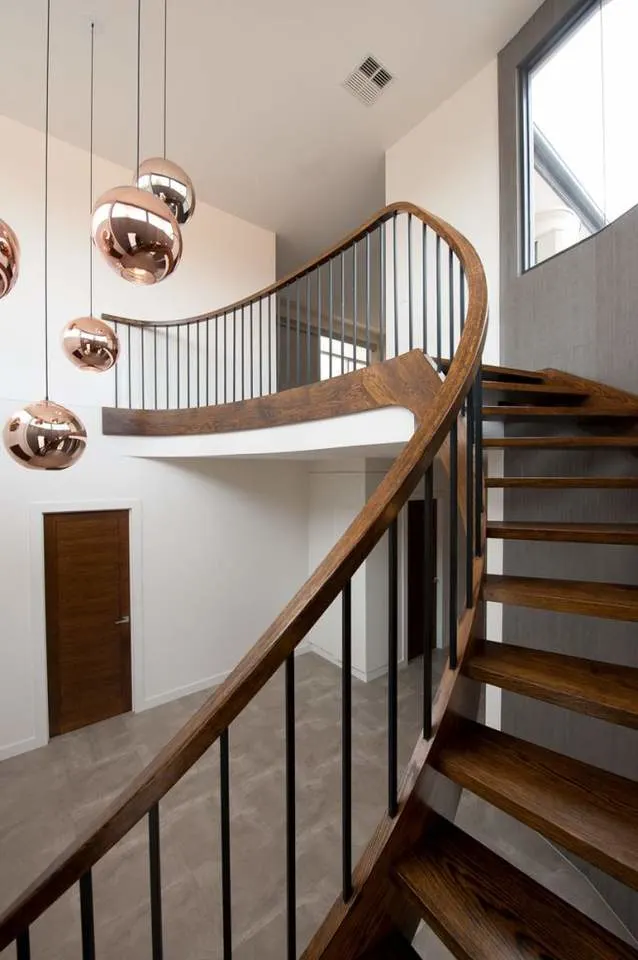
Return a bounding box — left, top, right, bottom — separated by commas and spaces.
306, 642, 389, 683
141, 670, 231, 711
0, 735, 43, 762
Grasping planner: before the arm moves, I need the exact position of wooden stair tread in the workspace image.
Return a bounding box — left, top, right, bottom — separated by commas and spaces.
486, 476, 638, 489
464, 640, 638, 728
438, 359, 545, 383
485, 435, 638, 448
394, 814, 638, 960
431, 719, 638, 890
482, 405, 638, 418
483, 573, 638, 621
481, 381, 587, 396
487, 520, 638, 544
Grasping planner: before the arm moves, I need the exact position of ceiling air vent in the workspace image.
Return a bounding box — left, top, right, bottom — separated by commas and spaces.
343, 55, 394, 106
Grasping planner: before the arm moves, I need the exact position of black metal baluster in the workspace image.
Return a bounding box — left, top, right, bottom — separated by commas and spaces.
259, 299, 263, 396
241, 306, 245, 400
393, 213, 399, 358
114, 320, 119, 407
436, 235, 442, 369
249, 303, 254, 399
449, 420, 459, 669
388, 518, 398, 818
154, 326, 158, 409
16, 930, 30, 960
423, 466, 434, 740
340, 252, 345, 375
286, 288, 291, 390
127, 325, 132, 408
233, 309, 237, 402
408, 212, 413, 351
353, 242, 358, 368
177, 325, 181, 407
165, 327, 170, 409
474, 372, 483, 556
196, 322, 201, 407
365, 231, 371, 366
187, 323, 191, 407
380, 222, 386, 361
268, 295, 272, 394
460, 266, 466, 334
285, 655, 296, 959
328, 259, 334, 379
141, 325, 145, 408
341, 580, 352, 901
223, 314, 227, 403
317, 266, 322, 382
448, 247, 455, 360
422, 224, 428, 355
466, 383, 475, 608
220, 729, 232, 960
215, 316, 219, 405
306, 273, 311, 384
295, 281, 301, 387
148, 803, 163, 960
206, 318, 210, 406
79, 870, 95, 960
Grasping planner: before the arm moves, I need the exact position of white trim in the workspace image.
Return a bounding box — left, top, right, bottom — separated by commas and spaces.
28, 498, 144, 750
141, 669, 229, 710
306, 641, 388, 683
0, 736, 40, 763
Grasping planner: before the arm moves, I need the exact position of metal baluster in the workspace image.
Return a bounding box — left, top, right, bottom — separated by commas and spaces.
392, 213, 399, 358
16, 930, 30, 960
365, 232, 371, 366
154, 326, 158, 409
223, 314, 227, 403
141, 324, 145, 408
341, 580, 353, 901
148, 803, 163, 960
196, 322, 201, 407
460, 266, 466, 334
449, 420, 459, 669
436, 236, 442, 369
306, 273, 311, 384
285, 655, 296, 959
286, 288, 291, 390
295, 281, 301, 387
259, 299, 263, 397
380, 222, 386, 362
165, 327, 169, 409
317, 266, 322, 382
233, 309, 237, 402
328, 259, 334, 379
353, 241, 358, 368
127, 325, 132, 409
241, 306, 245, 400
466, 383, 475, 608
423, 466, 434, 740
215, 316, 219, 405
268, 295, 272, 394
340, 252, 345, 375
388, 518, 398, 817
206, 318, 210, 406
448, 247, 455, 361
187, 324, 191, 407
474, 373, 483, 557
177, 325, 181, 407
79, 870, 95, 960
220, 729, 232, 960
422, 224, 428, 355
408, 212, 413, 351
249, 303, 254, 399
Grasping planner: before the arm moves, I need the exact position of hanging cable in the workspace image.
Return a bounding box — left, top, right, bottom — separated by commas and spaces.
89, 21, 95, 318
163, 0, 167, 158
136, 0, 141, 177
44, 0, 51, 400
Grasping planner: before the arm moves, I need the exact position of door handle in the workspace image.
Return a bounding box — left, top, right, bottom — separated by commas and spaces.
115, 616, 130, 625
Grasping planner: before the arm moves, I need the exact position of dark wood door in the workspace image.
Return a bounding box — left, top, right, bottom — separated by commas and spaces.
407, 499, 438, 661
44, 510, 131, 736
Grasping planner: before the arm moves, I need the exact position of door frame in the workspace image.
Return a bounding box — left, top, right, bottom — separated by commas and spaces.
29, 498, 144, 748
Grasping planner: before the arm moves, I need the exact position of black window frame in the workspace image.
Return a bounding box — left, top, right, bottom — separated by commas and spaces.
518, 0, 605, 273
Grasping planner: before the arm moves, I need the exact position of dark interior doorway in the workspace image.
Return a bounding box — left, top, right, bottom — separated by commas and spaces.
407, 499, 438, 661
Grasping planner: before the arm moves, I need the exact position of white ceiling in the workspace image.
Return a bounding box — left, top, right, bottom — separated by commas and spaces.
0, 0, 542, 275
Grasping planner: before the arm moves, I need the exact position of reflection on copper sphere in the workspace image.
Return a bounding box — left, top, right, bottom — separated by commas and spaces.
136, 157, 195, 225
2, 400, 87, 470
92, 185, 182, 284
62, 316, 119, 372
0, 219, 20, 299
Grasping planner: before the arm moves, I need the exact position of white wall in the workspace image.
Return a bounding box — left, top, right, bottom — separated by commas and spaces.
385, 62, 503, 727
0, 115, 313, 760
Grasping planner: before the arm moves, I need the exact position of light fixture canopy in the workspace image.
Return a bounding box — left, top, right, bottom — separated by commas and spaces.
62, 316, 119, 371
92, 185, 182, 284
136, 157, 195, 225
0, 219, 20, 299
3, 400, 87, 470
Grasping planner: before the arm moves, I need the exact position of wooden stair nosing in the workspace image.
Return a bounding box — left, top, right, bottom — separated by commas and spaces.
481, 381, 588, 396
484, 435, 638, 449
486, 520, 638, 545
483, 573, 638, 622
464, 640, 638, 729
482, 405, 638, 418
485, 476, 638, 489
394, 814, 638, 960
431, 719, 638, 891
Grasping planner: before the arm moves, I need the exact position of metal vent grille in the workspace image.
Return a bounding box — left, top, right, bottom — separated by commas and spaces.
344, 55, 394, 106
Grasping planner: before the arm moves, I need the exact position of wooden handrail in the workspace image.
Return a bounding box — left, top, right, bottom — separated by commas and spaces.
0, 204, 488, 948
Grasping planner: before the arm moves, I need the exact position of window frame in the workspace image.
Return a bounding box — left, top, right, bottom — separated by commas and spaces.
518, 0, 603, 273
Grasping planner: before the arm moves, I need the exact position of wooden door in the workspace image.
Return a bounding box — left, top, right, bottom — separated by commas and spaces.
44, 510, 131, 736
407, 499, 438, 661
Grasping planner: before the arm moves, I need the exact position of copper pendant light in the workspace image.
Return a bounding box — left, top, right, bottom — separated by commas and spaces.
135, 1, 195, 225
0, 219, 20, 299
92, 0, 182, 284
63, 23, 119, 371
3, 0, 87, 471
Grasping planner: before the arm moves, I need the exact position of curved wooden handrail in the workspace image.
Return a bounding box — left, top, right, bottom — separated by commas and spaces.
0, 205, 488, 949
103, 201, 469, 329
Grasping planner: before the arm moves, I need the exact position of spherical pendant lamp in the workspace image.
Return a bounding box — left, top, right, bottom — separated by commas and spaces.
3, 400, 87, 470
0, 219, 20, 299
92, 185, 182, 285
62, 316, 119, 371
136, 157, 195, 225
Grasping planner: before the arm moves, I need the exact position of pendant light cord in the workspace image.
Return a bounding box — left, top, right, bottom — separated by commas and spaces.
136, 0, 141, 176
44, 0, 51, 401
89, 21, 95, 318
163, 0, 167, 158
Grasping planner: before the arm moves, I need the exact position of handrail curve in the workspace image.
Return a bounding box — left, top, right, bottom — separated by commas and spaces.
0, 203, 488, 948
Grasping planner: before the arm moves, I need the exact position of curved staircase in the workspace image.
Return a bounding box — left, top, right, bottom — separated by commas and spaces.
1, 205, 637, 959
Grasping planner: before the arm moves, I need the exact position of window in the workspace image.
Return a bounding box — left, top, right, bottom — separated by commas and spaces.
319, 336, 368, 379
521, 0, 638, 269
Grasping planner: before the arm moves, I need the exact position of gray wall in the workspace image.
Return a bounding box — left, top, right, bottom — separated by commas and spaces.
498, 0, 638, 936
